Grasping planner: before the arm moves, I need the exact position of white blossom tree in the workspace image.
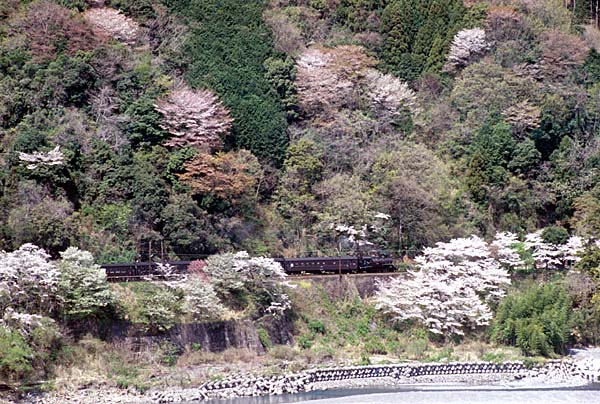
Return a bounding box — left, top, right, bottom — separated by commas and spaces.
58, 247, 115, 319
491, 231, 526, 272
525, 230, 563, 270
295, 45, 375, 119
83, 7, 140, 45
375, 236, 511, 336
560, 235, 583, 266
445, 28, 489, 71
155, 84, 233, 151
365, 69, 419, 119
181, 275, 225, 321
0, 244, 61, 316
204, 251, 293, 316
18, 146, 65, 169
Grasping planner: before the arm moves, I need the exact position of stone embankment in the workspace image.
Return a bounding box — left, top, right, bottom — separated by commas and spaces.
148, 359, 600, 403
22, 358, 600, 403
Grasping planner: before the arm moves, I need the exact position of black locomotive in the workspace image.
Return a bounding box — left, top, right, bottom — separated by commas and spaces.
101, 255, 395, 282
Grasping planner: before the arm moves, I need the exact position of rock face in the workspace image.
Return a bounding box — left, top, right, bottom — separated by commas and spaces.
108, 319, 277, 354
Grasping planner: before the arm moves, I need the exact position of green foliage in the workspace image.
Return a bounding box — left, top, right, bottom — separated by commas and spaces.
108, 0, 156, 19
575, 244, 600, 279
297, 333, 314, 349
492, 282, 573, 356
541, 226, 570, 245
307, 319, 326, 335
481, 351, 506, 363
582, 49, 600, 86
0, 328, 33, 382
257, 327, 273, 349
263, 56, 299, 121
336, 0, 386, 32
380, 0, 466, 80
472, 121, 516, 184
508, 139, 542, 174
130, 284, 183, 333
172, 0, 288, 163
125, 94, 169, 148
32, 54, 97, 108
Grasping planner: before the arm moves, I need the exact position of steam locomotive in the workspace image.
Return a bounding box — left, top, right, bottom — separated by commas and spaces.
101, 255, 396, 282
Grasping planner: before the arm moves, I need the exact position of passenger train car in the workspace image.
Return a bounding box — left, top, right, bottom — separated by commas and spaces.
101, 255, 395, 282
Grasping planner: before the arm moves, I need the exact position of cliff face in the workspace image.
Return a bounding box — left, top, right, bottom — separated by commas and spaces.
108, 320, 267, 354
103, 274, 395, 354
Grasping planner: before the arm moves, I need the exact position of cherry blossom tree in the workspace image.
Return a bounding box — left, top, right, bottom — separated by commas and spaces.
204, 251, 293, 316
155, 84, 233, 151
375, 236, 511, 336
365, 69, 419, 120
296, 45, 376, 118
180, 275, 225, 321
491, 231, 526, 272
445, 28, 489, 71
525, 230, 564, 270
559, 235, 583, 267
0, 244, 61, 316
83, 7, 140, 45
18, 146, 65, 169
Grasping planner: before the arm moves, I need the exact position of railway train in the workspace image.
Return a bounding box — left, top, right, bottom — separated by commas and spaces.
101, 255, 396, 282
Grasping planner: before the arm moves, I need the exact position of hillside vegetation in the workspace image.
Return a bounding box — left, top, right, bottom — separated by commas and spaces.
2, 0, 600, 395
1, 0, 600, 260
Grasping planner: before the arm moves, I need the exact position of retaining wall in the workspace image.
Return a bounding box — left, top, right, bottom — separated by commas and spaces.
150, 359, 600, 402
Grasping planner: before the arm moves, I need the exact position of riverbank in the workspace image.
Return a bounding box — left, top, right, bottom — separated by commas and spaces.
17, 350, 600, 404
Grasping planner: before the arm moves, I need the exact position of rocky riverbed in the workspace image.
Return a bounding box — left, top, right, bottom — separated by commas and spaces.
15, 349, 600, 404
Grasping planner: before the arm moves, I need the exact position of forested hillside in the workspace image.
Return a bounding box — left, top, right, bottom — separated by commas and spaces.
2, 0, 600, 262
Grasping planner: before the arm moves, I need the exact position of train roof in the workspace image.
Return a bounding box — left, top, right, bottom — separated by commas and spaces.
274, 256, 359, 262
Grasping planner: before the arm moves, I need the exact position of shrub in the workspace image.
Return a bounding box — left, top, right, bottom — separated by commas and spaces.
181, 275, 225, 322
268, 345, 297, 361
135, 285, 183, 333
481, 352, 505, 363
307, 319, 326, 335
542, 226, 570, 245
363, 336, 387, 355
298, 333, 314, 350
0, 327, 33, 382
257, 327, 272, 350
492, 282, 573, 356
59, 247, 115, 321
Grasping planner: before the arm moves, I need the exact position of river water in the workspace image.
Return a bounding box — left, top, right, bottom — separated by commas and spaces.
201, 384, 600, 404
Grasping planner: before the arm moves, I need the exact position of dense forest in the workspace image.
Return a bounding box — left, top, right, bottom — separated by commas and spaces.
2, 0, 600, 262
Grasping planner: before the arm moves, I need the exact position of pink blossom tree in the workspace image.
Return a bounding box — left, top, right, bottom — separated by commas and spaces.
83, 7, 140, 45
295, 45, 376, 119
154, 84, 233, 151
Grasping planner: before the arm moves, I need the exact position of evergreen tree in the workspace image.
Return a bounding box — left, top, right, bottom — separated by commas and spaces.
170, 0, 289, 163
